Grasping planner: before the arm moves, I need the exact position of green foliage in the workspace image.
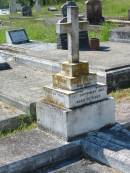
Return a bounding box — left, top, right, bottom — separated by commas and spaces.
10, 18, 56, 43
102, 0, 130, 17
0, 114, 37, 138
17, 0, 34, 6
0, 0, 9, 8
89, 23, 115, 41
110, 88, 130, 101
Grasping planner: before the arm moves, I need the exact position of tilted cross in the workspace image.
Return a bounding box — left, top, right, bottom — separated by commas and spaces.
56, 6, 88, 63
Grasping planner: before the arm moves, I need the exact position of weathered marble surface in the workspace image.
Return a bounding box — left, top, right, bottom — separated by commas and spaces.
37, 97, 115, 141
110, 26, 130, 43
43, 84, 107, 108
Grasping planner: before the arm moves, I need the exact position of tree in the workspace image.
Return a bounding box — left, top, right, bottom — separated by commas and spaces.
16, 0, 34, 6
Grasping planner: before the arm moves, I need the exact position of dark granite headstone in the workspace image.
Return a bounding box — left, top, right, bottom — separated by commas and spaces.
85, 0, 104, 24
61, 0, 77, 17
22, 5, 32, 16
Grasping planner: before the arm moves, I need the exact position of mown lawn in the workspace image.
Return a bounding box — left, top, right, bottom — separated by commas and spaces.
0, 0, 130, 44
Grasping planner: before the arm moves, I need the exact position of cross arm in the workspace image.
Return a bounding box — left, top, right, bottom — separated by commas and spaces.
56, 22, 72, 34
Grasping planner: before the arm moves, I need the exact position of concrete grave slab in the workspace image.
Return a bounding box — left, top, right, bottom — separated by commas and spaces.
49, 159, 120, 173
0, 128, 81, 173
1, 41, 130, 91
109, 26, 130, 43
0, 126, 121, 173
83, 123, 130, 173
0, 62, 51, 115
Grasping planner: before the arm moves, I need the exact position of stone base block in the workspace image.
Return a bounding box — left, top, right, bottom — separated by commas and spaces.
53, 73, 97, 90
109, 27, 130, 43
43, 84, 107, 109
61, 61, 89, 77
36, 97, 115, 141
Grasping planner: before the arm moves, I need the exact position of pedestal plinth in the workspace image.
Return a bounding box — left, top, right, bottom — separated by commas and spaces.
36, 61, 115, 141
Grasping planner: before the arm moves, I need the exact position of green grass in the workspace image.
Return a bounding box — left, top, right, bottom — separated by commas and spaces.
0, 28, 6, 43
89, 23, 115, 41
102, 0, 130, 17
110, 88, 130, 101
0, 114, 37, 138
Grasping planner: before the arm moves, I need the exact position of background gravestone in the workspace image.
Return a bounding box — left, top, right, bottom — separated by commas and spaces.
128, 9, 130, 21
57, 1, 90, 50
6, 28, 30, 44
22, 5, 32, 16
9, 0, 17, 13
34, 0, 41, 13
85, 0, 104, 24
61, 0, 77, 17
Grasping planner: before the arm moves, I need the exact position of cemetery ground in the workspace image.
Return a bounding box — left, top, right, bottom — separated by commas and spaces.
0, 40, 129, 173
1, 0, 130, 44
1, 1, 130, 173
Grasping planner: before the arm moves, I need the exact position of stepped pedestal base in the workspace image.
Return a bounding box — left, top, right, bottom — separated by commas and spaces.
37, 97, 115, 141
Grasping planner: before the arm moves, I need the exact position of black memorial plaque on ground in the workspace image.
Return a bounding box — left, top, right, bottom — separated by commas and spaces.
7, 29, 30, 44
0, 63, 12, 71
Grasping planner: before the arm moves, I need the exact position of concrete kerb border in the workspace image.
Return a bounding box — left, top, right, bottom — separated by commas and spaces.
0, 141, 82, 173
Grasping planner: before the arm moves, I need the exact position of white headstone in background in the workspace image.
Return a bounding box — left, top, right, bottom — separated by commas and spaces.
6, 29, 30, 44
9, 0, 17, 13
35, 0, 41, 12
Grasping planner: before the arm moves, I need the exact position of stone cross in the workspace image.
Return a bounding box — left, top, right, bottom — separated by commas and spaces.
56, 6, 88, 63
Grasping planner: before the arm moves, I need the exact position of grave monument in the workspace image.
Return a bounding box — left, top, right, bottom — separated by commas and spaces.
6, 29, 30, 44
9, 0, 17, 14
37, 6, 115, 141
57, 1, 89, 50
34, 0, 41, 13
85, 0, 104, 24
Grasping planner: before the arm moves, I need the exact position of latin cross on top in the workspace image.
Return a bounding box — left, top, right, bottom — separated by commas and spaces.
56, 6, 88, 63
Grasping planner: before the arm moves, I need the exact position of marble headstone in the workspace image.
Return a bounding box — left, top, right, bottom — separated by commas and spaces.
34, 0, 41, 12
6, 28, 29, 44
9, 0, 17, 13
85, 0, 104, 24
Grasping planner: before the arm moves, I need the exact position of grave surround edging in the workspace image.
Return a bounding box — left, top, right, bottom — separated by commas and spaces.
0, 124, 129, 173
